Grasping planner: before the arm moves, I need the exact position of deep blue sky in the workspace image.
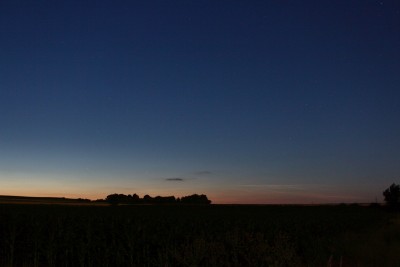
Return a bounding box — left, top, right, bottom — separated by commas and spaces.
1, 0, 399, 203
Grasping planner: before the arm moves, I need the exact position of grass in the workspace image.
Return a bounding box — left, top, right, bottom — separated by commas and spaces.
0, 203, 398, 266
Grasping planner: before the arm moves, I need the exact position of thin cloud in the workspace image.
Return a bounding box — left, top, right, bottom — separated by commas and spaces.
165, 178, 184, 182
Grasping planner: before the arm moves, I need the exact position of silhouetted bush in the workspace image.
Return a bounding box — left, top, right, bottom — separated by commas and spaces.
383, 183, 400, 208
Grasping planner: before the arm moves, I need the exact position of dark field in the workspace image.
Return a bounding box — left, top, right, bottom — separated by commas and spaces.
0, 203, 399, 267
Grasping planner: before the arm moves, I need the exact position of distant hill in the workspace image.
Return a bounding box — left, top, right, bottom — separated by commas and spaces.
0, 195, 91, 205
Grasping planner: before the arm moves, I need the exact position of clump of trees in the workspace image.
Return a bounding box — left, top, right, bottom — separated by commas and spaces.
103, 193, 211, 205
383, 183, 400, 208
180, 194, 211, 204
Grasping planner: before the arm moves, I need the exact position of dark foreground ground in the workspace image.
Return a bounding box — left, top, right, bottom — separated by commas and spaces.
0, 203, 399, 267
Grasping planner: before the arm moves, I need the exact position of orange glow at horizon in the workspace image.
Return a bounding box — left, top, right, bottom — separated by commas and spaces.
0, 186, 379, 204
0, 172, 382, 204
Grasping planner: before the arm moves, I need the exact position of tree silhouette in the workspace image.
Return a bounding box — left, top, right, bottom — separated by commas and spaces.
383, 183, 400, 207
180, 194, 211, 204
105, 193, 121, 205
104, 193, 211, 205
143, 194, 153, 204
131, 193, 140, 202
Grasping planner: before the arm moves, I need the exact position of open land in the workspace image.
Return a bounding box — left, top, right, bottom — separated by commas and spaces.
0, 197, 399, 267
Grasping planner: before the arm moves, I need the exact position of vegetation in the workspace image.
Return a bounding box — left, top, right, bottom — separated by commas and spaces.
0, 195, 91, 204
104, 193, 211, 205
383, 183, 400, 207
0, 203, 399, 267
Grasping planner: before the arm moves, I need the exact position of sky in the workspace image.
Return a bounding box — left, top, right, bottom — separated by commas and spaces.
0, 0, 399, 204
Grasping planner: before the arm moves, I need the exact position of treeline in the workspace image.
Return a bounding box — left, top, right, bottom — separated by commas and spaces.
96, 193, 211, 205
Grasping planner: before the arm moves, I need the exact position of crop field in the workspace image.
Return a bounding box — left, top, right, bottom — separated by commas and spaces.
0, 203, 399, 267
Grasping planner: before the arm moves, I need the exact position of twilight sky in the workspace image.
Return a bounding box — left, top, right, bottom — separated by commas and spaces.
1, 0, 399, 203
